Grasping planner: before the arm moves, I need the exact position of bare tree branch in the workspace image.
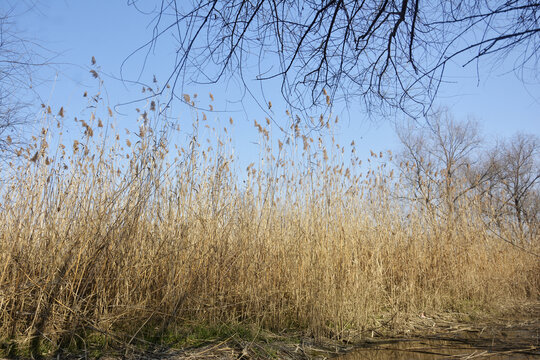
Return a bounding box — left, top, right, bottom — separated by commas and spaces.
125, 0, 540, 119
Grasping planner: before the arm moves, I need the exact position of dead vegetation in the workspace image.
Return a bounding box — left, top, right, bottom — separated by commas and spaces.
0, 92, 538, 358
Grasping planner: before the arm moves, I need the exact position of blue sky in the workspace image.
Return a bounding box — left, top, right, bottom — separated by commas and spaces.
6, 0, 540, 167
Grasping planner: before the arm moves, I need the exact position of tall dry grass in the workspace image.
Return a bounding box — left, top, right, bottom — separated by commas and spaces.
0, 97, 538, 355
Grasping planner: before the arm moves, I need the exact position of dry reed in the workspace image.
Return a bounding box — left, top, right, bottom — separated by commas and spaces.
0, 97, 538, 356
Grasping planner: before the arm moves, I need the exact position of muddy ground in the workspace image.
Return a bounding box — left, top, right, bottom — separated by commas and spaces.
47, 302, 539, 359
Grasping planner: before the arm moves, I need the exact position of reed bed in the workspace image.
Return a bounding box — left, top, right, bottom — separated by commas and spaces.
0, 99, 538, 356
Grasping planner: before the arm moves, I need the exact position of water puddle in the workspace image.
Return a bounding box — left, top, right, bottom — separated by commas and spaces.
337, 339, 538, 359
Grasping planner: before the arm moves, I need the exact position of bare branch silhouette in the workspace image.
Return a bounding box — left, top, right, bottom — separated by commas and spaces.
0, 6, 51, 158
125, 0, 539, 118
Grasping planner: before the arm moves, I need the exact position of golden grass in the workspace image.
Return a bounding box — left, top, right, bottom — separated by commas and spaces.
0, 100, 538, 356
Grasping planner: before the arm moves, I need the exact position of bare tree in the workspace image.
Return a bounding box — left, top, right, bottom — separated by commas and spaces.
469, 133, 539, 242
125, 0, 540, 117
396, 108, 496, 220
398, 113, 539, 240
0, 6, 46, 158
497, 133, 540, 234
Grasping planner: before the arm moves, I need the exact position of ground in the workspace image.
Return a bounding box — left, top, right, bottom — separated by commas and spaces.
77, 302, 538, 359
